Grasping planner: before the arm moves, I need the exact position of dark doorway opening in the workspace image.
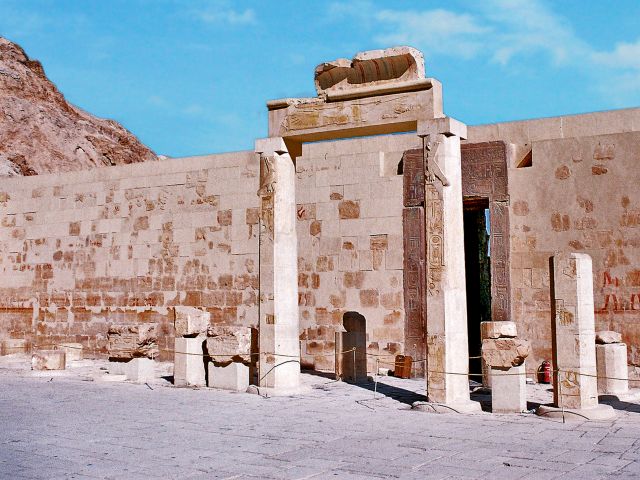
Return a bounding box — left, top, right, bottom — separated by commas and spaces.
463, 198, 491, 377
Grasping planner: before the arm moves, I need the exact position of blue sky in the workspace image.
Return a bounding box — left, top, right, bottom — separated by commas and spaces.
1, 1, 639, 157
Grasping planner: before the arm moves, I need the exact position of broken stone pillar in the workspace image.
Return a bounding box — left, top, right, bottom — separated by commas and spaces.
480, 321, 518, 388
206, 326, 253, 390
1, 338, 28, 355
415, 118, 480, 413
481, 326, 529, 414
538, 253, 615, 420
255, 137, 300, 392
31, 350, 65, 370
174, 337, 206, 387
596, 331, 629, 396
172, 307, 209, 387
57, 343, 83, 363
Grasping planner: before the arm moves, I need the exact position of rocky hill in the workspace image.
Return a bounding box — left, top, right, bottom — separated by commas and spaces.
0, 37, 157, 176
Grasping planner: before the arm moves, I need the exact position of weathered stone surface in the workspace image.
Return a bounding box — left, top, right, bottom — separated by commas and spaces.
491, 364, 527, 414
31, 350, 65, 370
596, 343, 629, 395
596, 331, 622, 344
1, 338, 27, 356
314, 46, 426, 99
174, 306, 210, 337
57, 343, 82, 362
174, 337, 206, 387
206, 326, 252, 364
208, 362, 250, 391
480, 321, 517, 339
482, 338, 530, 368
550, 253, 600, 411
107, 324, 159, 360
0, 37, 156, 176
109, 358, 155, 383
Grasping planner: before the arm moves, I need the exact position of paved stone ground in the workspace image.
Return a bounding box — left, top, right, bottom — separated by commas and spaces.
1, 356, 640, 479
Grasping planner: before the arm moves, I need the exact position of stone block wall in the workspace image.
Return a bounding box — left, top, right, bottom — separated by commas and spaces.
469, 108, 640, 374
0, 152, 260, 360
295, 134, 417, 373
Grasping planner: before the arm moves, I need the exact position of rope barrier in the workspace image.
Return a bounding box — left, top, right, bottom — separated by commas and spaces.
18, 342, 639, 385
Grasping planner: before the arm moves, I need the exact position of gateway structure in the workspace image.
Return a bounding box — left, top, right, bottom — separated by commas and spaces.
1, 47, 639, 400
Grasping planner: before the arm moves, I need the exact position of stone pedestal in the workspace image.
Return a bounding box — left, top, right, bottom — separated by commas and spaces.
31, 350, 65, 370
596, 343, 629, 396
490, 365, 527, 413
174, 337, 206, 387
110, 358, 155, 383
208, 362, 249, 391
539, 253, 615, 420
1, 338, 28, 356
255, 137, 300, 393
415, 120, 480, 413
57, 343, 83, 362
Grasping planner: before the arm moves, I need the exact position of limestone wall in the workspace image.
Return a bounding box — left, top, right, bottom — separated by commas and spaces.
0, 152, 260, 360
295, 134, 417, 372
469, 108, 640, 373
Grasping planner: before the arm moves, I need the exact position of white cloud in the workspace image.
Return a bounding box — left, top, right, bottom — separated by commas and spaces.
326, 1, 640, 99
374, 9, 490, 59
592, 38, 640, 70
193, 3, 257, 26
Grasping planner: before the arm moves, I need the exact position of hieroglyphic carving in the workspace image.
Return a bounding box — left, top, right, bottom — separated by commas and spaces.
461, 141, 508, 200
425, 184, 444, 297
403, 207, 426, 375
258, 154, 277, 236
461, 141, 511, 323
402, 150, 424, 207
258, 154, 277, 196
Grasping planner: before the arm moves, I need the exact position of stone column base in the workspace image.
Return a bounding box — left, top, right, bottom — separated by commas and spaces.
536, 404, 615, 421
412, 399, 483, 414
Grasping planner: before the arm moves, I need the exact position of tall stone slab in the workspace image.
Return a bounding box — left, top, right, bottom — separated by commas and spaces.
539, 253, 614, 420
255, 137, 300, 392
413, 118, 480, 412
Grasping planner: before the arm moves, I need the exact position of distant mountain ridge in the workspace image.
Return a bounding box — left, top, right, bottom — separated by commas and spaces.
0, 36, 157, 176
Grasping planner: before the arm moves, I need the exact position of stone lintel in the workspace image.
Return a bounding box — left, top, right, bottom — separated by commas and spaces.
267, 88, 443, 142
417, 117, 467, 140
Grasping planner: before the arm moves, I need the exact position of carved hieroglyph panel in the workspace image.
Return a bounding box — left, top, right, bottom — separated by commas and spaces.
403, 207, 426, 375
426, 183, 444, 297
461, 141, 511, 322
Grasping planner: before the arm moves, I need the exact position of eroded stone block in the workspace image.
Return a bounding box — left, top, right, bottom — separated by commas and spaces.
596, 343, 629, 395
174, 337, 206, 387
482, 338, 530, 368
206, 326, 252, 363
480, 321, 517, 339
174, 306, 210, 337
107, 324, 158, 360
596, 331, 622, 344
314, 46, 426, 99
57, 343, 82, 362
491, 364, 527, 414
31, 350, 65, 370
109, 358, 156, 383
208, 362, 249, 391
1, 338, 27, 356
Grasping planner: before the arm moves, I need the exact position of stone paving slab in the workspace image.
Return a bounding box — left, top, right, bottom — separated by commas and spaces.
1, 356, 640, 479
